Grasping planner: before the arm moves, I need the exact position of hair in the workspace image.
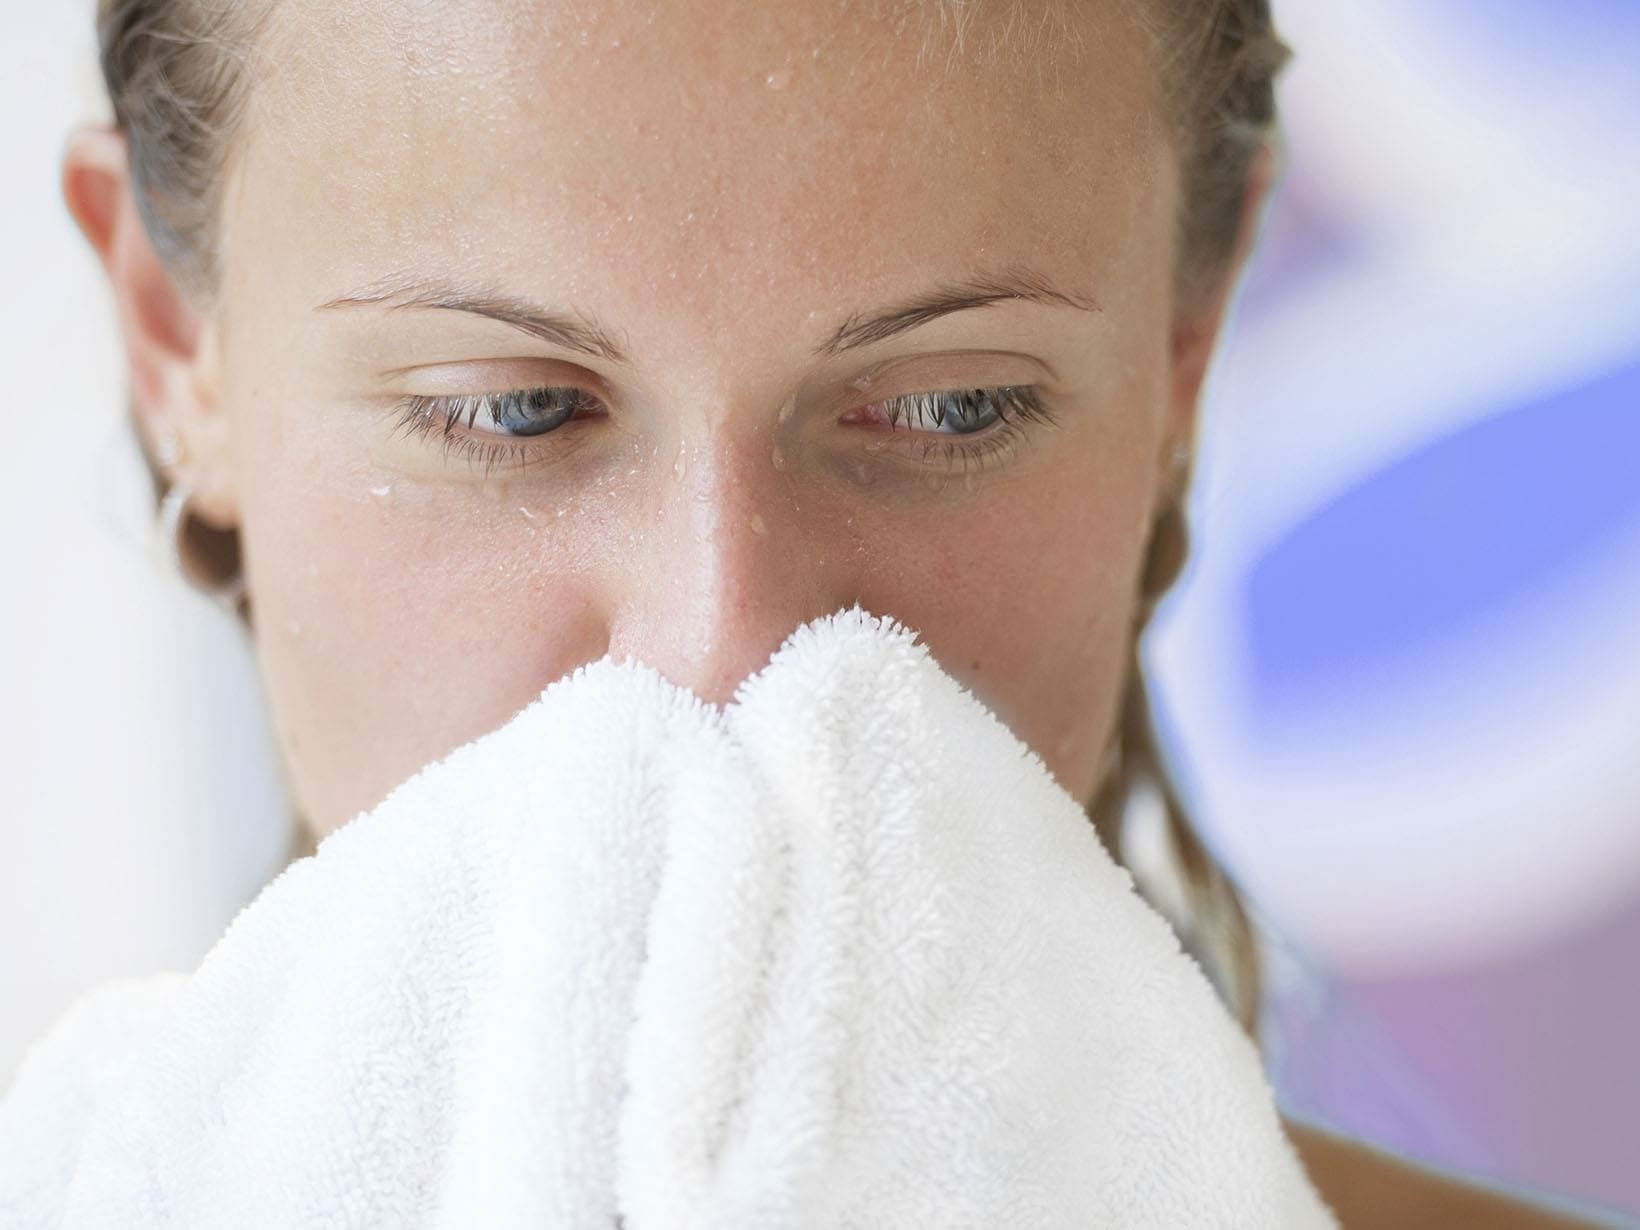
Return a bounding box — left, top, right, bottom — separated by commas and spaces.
96, 0, 1291, 1042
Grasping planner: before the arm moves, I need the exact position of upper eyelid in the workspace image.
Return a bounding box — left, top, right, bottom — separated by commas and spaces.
379, 356, 602, 385
424, 380, 1033, 408
391, 349, 1055, 412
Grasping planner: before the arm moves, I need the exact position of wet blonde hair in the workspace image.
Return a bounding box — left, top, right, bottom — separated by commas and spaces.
96, 0, 1291, 1040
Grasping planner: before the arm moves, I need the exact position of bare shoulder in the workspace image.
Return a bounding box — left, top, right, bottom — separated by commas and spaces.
1280, 1113, 1617, 1229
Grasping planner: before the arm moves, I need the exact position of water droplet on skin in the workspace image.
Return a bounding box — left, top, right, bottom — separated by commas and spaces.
555, 505, 568, 518
765, 68, 789, 90
770, 445, 787, 471
369, 484, 393, 502
627, 467, 638, 476
518, 506, 536, 520
748, 513, 768, 536
777, 393, 797, 424
673, 444, 689, 481
863, 438, 890, 455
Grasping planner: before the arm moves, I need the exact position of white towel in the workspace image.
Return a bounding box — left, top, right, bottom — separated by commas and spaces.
0, 604, 1338, 1228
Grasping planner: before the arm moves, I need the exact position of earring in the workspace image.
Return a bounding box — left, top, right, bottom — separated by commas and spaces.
154, 480, 247, 612
152, 425, 182, 472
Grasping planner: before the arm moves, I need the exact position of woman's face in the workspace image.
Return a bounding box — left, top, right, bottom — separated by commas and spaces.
165, 0, 1216, 834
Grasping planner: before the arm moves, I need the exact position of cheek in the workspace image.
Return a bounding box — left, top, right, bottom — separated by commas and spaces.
903, 450, 1154, 808
239, 452, 1150, 831
229, 401, 608, 830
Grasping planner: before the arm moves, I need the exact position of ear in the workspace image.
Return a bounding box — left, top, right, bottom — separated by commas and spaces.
61, 125, 237, 530
1163, 142, 1279, 474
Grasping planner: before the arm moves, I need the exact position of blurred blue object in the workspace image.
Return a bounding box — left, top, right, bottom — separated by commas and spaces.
1241, 351, 1640, 717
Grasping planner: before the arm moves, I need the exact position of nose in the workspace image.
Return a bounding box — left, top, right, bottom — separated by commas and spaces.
603, 419, 851, 709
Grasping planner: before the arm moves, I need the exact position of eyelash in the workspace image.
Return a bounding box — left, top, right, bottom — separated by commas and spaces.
387, 383, 1058, 477
875, 386, 1057, 472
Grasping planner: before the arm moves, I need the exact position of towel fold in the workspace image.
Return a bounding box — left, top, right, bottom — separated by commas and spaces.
0, 604, 1338, 1228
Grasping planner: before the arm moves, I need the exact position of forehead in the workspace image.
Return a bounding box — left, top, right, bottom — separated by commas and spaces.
227, 0, 1173, 347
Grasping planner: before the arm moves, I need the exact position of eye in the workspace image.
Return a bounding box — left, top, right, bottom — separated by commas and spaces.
385, 384, 605, 474
863, 384, 1059, 472
403, 386, 599, 439
384, 381, 1057, 479
874, 387, 1033, 435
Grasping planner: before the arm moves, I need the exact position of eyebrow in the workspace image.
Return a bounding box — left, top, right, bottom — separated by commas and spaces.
315, 266, 1099, 363
817, 268, 1099, 355
317, 276, 630, 363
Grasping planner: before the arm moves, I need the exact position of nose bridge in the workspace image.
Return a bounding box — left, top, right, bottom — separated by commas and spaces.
608, 416, 834, 708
